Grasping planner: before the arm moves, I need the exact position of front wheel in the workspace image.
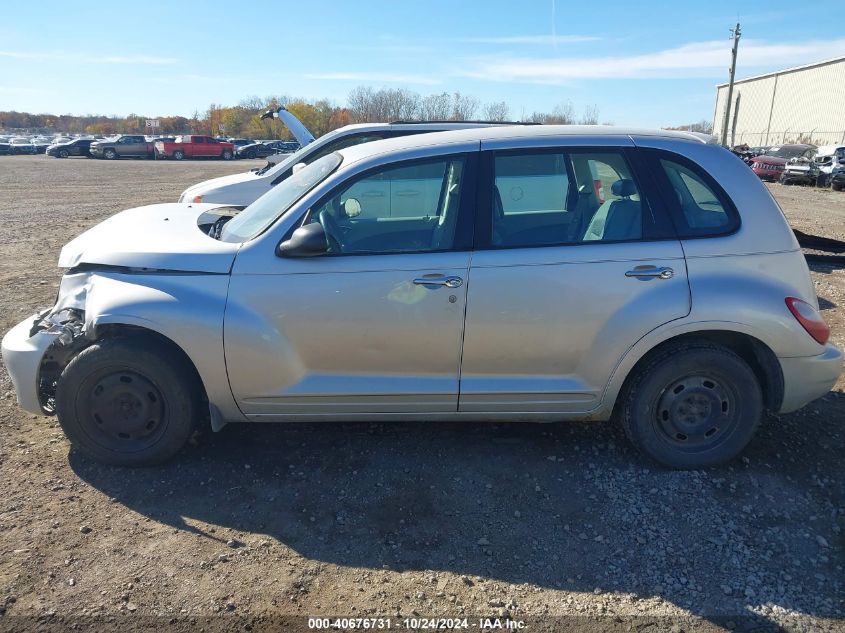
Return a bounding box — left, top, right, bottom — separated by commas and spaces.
55, 337, 200, 466
173, 150, 184, 160
58, 149, 69, 158
621, 341, 762, 469
103, 148, 117, 160
222, 149, 233, 160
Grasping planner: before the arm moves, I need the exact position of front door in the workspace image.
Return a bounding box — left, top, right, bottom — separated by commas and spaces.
224, 153, 475, 419
459, 146, 690, 413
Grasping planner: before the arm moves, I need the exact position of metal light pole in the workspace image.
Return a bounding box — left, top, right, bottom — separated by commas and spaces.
720, 23, 742, 147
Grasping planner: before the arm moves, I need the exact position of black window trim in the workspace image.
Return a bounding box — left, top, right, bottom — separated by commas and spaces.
640, 148, 741, 240
286, 151, 479, 257
473, 145, 678, 251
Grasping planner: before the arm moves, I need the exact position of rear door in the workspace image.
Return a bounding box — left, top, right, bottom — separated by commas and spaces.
459, 140, 690, 414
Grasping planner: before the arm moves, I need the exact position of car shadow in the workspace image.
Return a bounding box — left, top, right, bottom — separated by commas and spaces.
70, 409, 843, 630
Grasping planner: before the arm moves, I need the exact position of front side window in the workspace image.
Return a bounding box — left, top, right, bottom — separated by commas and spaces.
659, 158, 734, 235
491, 150, 644, 247
306, 156, 467, 255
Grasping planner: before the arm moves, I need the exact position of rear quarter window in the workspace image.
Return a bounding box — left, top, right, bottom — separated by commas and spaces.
648, 151, 740, 238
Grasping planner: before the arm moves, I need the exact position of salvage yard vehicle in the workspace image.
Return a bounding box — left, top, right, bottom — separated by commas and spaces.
2, 126, 842, 469
780, 149, 819, 186
813, 145, 845, 188
179, 116, 538, 206
236, 140, 286, 160
46, 138, 94, 158
89, 135, 155, 159
154, 135, 235, 160
751, 144, 815, 181
9, 138, 36, 154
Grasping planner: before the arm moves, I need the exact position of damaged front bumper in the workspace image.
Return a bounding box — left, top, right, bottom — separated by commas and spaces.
1, 308, 86, 415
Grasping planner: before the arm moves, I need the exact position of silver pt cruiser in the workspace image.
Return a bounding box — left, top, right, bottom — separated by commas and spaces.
3, 126, 842, 468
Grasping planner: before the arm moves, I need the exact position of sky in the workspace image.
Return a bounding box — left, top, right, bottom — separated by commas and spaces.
2, 1, 845, 128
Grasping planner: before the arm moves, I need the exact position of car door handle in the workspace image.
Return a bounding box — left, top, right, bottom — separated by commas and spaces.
625, 266, 674, 280
413, 275, 463, 288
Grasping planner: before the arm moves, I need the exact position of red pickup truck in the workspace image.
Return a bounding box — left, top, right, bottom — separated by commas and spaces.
154, 135, 235, 161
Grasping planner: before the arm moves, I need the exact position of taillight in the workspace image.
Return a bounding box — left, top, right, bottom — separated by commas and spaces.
785, 297, 830, 345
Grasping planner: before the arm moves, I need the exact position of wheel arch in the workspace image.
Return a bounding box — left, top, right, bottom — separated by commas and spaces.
606, 327, 784, 419
88, 320, 234, 431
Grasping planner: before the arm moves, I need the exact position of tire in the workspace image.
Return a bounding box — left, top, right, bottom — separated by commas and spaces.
816, 174, 829, 188
58, 149, 69, 158
55, 337, 200, 466
620, 341, 762, 469
222, 149, 233, 160
245, 149, 256, 160
833, 181, 843, 192
103, 148, 117, 160
173, 150, 184, 160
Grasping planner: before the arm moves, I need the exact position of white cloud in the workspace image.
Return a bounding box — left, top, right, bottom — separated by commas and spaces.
303, 72, 441, 85
459, 38, 845, 83
0, 50, 178, 64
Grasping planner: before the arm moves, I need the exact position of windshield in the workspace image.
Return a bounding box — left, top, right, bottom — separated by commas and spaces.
219, 152, 342, 243
768, 146, 809, 159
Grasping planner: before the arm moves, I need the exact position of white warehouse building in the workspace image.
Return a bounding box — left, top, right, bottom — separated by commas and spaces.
713, 55, 845, 147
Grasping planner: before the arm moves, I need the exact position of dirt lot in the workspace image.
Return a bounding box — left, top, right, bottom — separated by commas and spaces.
0, 155, 842, 632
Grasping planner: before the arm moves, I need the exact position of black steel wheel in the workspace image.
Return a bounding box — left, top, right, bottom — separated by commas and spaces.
56, 337, 200, 466
621, 340, 762, 469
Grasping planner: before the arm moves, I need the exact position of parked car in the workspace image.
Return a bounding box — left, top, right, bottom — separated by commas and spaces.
31, 139, 51, 154
0, 141, 11, 155
813, 145, 845, 187
228, 138, 254, 149
89, 135, 155, 159
831, 171, 845, 192
154, 135, 235, 160
47, 138, 95, 158
180, 113, 538, 205
780, 149, 819, 186
751, 144, 815, 181
9, 138, 36, 154
236, 141, 286, 160
3, 126, 841, 469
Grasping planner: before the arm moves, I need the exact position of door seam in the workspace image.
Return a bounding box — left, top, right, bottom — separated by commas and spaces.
455, 250, 473, 412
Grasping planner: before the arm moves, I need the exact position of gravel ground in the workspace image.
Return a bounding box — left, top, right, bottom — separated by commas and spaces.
0, 155, 842, 633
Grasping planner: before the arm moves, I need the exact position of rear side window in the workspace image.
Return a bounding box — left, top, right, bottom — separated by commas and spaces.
489, 149, 648, 247
657, 157, 738, 237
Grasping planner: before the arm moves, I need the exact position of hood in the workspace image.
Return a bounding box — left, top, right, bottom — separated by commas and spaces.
274, 107, 315, 146
180, 171, 258, 200
59, 203, 241, 273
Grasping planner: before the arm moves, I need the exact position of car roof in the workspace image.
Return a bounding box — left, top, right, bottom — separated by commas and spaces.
337, 125, 714, 164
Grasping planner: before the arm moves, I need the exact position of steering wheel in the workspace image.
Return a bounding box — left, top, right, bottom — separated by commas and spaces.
319, 209, 345, 253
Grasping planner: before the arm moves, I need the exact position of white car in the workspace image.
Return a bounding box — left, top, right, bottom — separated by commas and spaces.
179, 113, 535, 206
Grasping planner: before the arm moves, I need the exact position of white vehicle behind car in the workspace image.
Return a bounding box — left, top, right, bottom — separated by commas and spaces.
179, 109, 536, 206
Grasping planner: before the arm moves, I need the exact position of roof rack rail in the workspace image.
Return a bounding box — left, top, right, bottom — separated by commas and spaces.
388, 120, 542, 125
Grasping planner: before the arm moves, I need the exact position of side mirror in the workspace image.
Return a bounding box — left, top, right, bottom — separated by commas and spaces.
292, 162, 307, 173
276, 222, 328, 257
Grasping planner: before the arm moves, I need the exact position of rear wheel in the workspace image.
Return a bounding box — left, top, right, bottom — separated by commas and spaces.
833, 180, 843, 192
103, 148, 117, 160
621, 341, 762, 469
173, 150, 184, 160
55, 337, 200, 466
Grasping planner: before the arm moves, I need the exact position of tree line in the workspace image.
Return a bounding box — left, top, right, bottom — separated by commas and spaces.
0, 87, 609, 139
